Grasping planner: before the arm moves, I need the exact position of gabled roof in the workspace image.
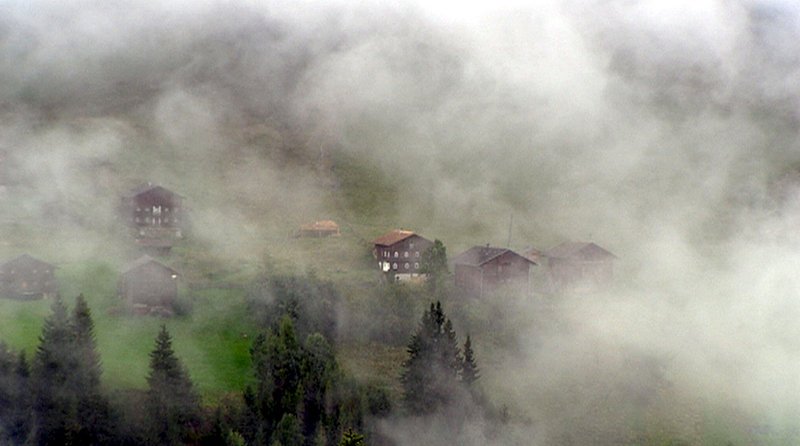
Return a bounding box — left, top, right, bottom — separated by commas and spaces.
453, 246, 536, 267
122, 182, 183, 199
0, 254, 55, 270
121, 255, 178, 275
545, 242, 616, 260
300, 220, 339, 231
373, 229, 417, 247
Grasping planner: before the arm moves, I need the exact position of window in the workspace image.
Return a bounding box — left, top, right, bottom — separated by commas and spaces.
414, 262, 419, 269
415, 251, 420, 257
404, 262, 409, 269
394, 251, 399, 258
392, 263, 398, 270
410, 242, 415, 248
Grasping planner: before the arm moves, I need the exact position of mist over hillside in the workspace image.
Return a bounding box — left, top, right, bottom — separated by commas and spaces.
3, 0, 800, 444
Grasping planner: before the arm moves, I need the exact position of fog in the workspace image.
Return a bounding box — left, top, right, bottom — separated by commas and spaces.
3, 0, 800, 444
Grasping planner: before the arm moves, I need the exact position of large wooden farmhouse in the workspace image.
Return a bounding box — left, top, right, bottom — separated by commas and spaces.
117, 255, 179, 314
121, 183, 184, 234
545, 242, 616, 293
373, 229, 434, 281
120, 183, 184, 254
452, 246, 536, 297
0, 254, 57, 300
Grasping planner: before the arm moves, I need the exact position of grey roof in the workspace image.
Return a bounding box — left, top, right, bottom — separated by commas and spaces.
545, 242, 616, 259
452, 246, 536, 267
121, 255, 178, 275
1, 254, 56, 270
122, 182, 183, 199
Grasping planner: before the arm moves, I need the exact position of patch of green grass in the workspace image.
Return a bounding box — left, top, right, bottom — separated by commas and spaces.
338, 341, 406, 401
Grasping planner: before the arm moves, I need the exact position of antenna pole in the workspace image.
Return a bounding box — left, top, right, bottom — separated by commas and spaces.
507, 213, 513, 247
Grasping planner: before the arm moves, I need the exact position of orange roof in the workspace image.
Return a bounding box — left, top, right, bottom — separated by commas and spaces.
300, 220, 339, 231
373, 229, 416, 246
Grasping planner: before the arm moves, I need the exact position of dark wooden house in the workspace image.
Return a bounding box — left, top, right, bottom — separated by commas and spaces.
296, 220, 340, 238
545, 242, 616, 293
120, 182, 184, 237
0, 254, 57, 300
117, 256, 179, 314
452, 246, 536, 297
373, 229, 434, 281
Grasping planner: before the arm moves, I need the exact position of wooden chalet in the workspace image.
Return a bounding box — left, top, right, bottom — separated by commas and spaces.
545, 242, 616, 293
452, 246, 536, 297
373, 229, 434, 281
117, 255, 179, 315
297, 220, 340, 238
0, 254, 57, 300
120, 183, 184, 253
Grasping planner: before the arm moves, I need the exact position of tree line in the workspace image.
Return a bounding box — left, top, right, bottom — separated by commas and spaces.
0, 265, 486, 445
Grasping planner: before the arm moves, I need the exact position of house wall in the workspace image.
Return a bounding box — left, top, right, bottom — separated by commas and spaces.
374, 235, 433, 276
455, 252, 532, 296
119, 263, 177, 307
122, 188, 183, 229
0, 261, 56, 299
548, 258, 613, 292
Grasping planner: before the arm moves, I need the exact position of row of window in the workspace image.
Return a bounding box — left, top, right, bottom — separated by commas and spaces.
135, 217, 178, 223
381, 250, 420, 259
135, 207, 177, 213
385, 262, 420, 270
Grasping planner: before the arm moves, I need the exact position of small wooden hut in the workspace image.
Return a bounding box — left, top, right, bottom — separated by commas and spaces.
117, 256, 179, 314
297, 220, 340, 238
452, 246, 536, 297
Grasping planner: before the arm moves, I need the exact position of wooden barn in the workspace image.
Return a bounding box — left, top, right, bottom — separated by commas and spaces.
452, 246, 536, 297
0, 254, 57, 300
373, 229, 434, 281
545, 242, 616, 293
117, 256, 179, 314
296, 220, 340, 238
120, 182, 184, 240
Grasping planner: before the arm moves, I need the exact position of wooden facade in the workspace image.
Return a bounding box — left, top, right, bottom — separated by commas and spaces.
121, 183, 184, 236
373, 230, 434, 281
453, 246, 535, 297
0, 254, 57, 300
117, 256, 178, 312
545, 242, 615, 293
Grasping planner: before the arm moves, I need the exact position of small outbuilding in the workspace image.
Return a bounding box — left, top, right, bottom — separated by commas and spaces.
117, 256, 179, 314
0, 254, 57, 300
545, 242, 616, 293
296, 220, 341, 238
452, 246, 536, 297
373, 229, 434, 281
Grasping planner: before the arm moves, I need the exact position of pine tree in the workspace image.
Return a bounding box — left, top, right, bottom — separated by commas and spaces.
31, 298, 76, 445
146, 325, 199, 445
339, 428, 365, 446
400, 302, 462, 414
460, 335, 480, 387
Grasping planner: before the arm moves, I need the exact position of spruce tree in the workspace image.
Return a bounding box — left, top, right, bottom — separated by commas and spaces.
339, 428, 365, 446
400, 302, 462, 414
31, 298, 75, 445
461, 335, 480, 387
146, 325, 199, 445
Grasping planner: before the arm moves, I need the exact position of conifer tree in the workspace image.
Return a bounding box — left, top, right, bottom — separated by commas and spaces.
400, 302, 462, 414
339, 428, 365, 446
461, 335, 480, 387
31, 298, 75, 445
146, 325, 199, 445
71, 294, 115, 445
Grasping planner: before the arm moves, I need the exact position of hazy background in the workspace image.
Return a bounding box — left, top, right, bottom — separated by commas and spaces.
3, 0, 800, 444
